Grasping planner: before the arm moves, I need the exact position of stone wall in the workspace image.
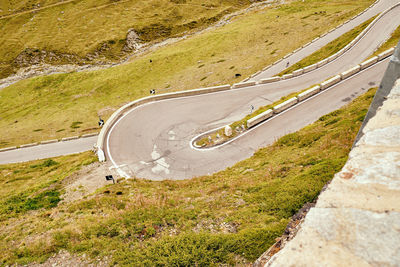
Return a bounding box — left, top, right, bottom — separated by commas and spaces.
264, 41, 400, 267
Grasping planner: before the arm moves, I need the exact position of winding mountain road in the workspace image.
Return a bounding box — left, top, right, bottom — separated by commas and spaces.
104, 2, 400, 180
251, 0, 400, 80
105, 58, 391, 180
1, 0, 399, 180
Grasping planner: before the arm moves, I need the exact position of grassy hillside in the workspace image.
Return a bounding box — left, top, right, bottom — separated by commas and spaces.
0, 0, 275, 78
0, 0, 374, 148
278, 15, 376, 76
0, 87, 376, 266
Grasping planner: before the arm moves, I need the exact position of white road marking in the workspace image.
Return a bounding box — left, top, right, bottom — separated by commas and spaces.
168, 130, 176, 140
150, 145, 170, 175
189, 58, 389, 151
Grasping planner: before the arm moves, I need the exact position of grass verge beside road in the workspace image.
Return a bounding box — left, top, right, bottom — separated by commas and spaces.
0, 88, 376, 265
0, 152, 97, 221
196, 88, 304, 147
0, 0, 374, 148
278, 15, 376, 76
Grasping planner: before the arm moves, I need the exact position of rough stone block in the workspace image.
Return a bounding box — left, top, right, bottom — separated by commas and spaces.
360, 56, 378, 70
317, 59, 328, 68
292, 69, 303, 77
316, 176, 400, 212
20, 143, 38, 148
267, 208, 400, 267
224, 125, 232, 137
259, 77, 281, 84
281, 73, 293, 80
320, 75, 341, 90
61, 136, 79, 141
327, 54, 337, 62
40, 139, 59, 144
303, 64, 317, 73
297, 85, 320, 101
247, 109, 273, 128
273, 97, 298, 114
232, 81, 256, 89
340, 65, 361, 80
378, 47, 395, 61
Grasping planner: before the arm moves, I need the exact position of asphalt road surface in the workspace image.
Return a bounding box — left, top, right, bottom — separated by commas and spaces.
251, 0, 400, 80
103, 1, 400, 180
0, 137, 97, 165
106, 58, 391, 180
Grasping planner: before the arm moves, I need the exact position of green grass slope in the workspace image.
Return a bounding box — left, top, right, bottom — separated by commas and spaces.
0, 87, 376, 266
0, 0, 374, 148
279, 15, 376, 76
0, 0, 276, 78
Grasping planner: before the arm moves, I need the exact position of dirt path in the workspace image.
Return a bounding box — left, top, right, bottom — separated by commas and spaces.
0, 0, 78, 20
27, 250, 110, 267
61, 161, 118, 203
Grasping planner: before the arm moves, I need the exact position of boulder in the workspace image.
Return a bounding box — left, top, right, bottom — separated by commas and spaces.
123, 29, 141, 52
224, 125, 232, 137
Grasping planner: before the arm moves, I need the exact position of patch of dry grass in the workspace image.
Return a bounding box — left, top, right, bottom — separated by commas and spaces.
0, 0, 268, 78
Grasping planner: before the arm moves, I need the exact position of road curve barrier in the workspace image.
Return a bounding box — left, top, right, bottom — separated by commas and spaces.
40, 139, 59, 145
327, 54, 338, 62
61, 136, 79, 141
250, 71, 262, 78
340, 65, 361, 80
296, 85, 321, 102
378, 47, 395, 60
320, 75, 341, 90
273, 97, 298, 114
317, 59, 329, 68
282, 73, 293, 80
232, 81, 256, 89
247, 0, 399, 81
259, 76, 281, 84
243, 46, 394, 130
96, 84, 232, 159
0, 132, 99, 154
19, 143, 38, 148
303, 63, 318, 73
292, 69, 304, 77
98, 44, 395, 160
360, 56, 378, 70
247, 109, 273, 128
